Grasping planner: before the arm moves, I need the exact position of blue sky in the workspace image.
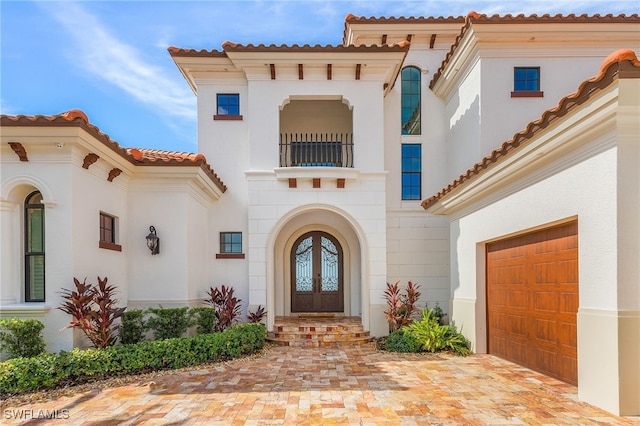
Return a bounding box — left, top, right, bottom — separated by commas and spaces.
2, 1, 638, 153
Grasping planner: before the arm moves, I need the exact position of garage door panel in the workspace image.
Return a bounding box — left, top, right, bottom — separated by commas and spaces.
560, 292, 579, 313
487, 221, 578, 385
507, 290, 527, 309
490, 264, 526, 285
534, 261, 558, 285
534, 318, 557, 343
560, 321, 578, 347
534, 291, 560, 313
505, 314, 527, 336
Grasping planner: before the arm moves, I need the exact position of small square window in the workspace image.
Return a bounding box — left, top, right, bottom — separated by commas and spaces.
512, 67, 543, 97
216, 94, 240, 115
219, 232, 243, 254
99, 212, 121, 251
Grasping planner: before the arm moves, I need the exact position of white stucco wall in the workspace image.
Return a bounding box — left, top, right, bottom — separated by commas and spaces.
479, 56, 608, 158
446, 60, 482, 182
71, 149, 129, 303
126, 183, 214, 308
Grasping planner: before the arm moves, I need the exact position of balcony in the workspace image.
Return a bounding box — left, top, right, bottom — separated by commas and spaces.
279, 133, 353, 168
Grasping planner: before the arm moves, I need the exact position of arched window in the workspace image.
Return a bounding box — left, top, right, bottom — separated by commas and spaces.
401, 66, 421, 135
25, 191, 45, 302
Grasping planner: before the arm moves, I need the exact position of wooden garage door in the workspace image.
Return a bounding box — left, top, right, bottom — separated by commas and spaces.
486, 221, 578, 385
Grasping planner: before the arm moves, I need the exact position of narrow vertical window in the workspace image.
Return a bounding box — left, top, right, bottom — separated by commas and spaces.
25, 191, 45, 302
401, 66, 421, 135
99, 212, 121, 251
100, 213, 115, 243
401, 144, 422, 200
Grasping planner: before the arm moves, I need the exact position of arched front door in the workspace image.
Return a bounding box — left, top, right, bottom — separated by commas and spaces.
291, 231, 344, 312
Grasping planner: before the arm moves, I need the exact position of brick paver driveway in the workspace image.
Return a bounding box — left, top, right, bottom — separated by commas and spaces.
3, 345, 638, 425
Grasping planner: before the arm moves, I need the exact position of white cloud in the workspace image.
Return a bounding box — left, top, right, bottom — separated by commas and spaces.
40, 2, 195, 123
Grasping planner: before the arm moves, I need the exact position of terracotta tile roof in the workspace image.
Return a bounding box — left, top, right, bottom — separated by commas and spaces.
429, 12, 640, 89
169, 42, 410, 57
421, 49, 640, 211
168, 46, 228, 57
342, 13, 466, 45
1, 110, 226, 193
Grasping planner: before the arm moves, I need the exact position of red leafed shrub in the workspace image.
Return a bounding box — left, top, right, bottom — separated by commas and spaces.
383, 280, 421, 332
247, 305, 267, 323
205, 285, 242, 332
58, 277, 126, 349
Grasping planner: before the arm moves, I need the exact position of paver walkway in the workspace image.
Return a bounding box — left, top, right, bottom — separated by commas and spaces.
3, 345, 638, 425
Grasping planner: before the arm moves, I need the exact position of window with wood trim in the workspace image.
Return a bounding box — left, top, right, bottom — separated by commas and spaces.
512, 67, 543, 97
25, 191, 45, 302
99, 212, 121, 251
217, 232, 245, 259
401, 66, 421, 135
220, 232, 242, 253
214, 94, 242, 120
401, 144, 422, 200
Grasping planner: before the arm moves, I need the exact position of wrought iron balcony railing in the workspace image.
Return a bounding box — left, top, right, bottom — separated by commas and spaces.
279, 133, 353, 168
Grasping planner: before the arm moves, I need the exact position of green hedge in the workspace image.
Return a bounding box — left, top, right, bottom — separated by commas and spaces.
0, 323, 266, 395
0, 318, 47, 359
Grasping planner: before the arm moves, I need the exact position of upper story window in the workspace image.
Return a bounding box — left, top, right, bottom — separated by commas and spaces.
401, 66, 421, 135
511, 67, 543, 98
25, 191, 45, 302
214, 94, 242, 120
99, 212, 121, 251
216, 232, 245, 259
401, 144, 422, 200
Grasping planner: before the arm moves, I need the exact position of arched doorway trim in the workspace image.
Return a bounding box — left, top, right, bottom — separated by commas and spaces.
265, 204, 369, 331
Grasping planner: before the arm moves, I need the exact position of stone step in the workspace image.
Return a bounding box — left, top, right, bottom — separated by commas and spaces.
267, 316, 374, 348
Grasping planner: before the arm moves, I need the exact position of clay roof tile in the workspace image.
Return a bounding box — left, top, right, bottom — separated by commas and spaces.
429, 13, 640, 89
1, 110, 227, 193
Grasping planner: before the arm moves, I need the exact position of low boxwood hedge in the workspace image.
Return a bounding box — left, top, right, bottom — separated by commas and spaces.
0, 322, 266, 395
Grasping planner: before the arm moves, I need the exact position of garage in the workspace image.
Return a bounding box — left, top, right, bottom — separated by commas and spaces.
486, 221, 578, 385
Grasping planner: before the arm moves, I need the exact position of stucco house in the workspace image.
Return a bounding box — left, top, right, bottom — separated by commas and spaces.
1, 12, 638, 416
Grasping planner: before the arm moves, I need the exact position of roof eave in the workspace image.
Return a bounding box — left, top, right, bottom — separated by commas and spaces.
423, 50, 640, 215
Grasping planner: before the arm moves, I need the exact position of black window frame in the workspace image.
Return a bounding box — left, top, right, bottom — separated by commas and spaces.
401, 66, 421, 135
100, 212, 116, 244
25, 191, 45, 302
217, 232, 244, 259
99, 212, 121, 251
401, 144, 422, 201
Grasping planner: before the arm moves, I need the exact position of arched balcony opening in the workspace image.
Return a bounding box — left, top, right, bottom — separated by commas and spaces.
279, 98, 354, 168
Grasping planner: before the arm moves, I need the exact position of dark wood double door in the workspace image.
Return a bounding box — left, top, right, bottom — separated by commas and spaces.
291, 231, 344, 312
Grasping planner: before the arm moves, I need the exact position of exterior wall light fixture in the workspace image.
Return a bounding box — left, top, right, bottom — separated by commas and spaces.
146, 226, 160, 255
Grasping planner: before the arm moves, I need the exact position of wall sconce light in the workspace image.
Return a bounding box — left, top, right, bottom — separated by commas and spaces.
146, 226, 160, 255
